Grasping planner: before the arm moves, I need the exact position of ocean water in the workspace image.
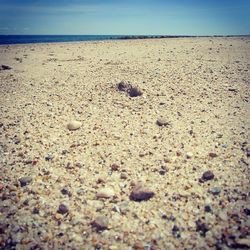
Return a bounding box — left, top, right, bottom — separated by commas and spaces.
0, 35, 125, 45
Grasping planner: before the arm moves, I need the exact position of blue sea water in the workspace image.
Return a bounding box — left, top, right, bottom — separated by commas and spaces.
0, 35, 125, 45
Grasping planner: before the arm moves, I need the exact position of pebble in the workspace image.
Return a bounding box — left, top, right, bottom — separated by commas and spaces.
236, 238, 250, 248
19, 176, 33, 187
158, 166, 168, 175
172, 225, 181, 238
204, 204, 213, 213
62, 149, 69, 155
1, 64, 12, 70
201, 170, 215, 181
130, 183, 155, 201
196, 219, 209, 236
156, 118, 169, 127
208, 152, 218, 158
186, 152, 193, 159
118, 201, 130, 214
111, 164, 119, 171
91, 216, 109, 231
120, 173, 127, 179
128, 87, 143, 97
210, 187, 221, 195
96, 187, 115, 199
32, 207, 40, 214
57, 203, 69, 214
61, 187, 72, 196
218, 211, 227, 221
67, 120, 82, 131
45, 154, 54, 161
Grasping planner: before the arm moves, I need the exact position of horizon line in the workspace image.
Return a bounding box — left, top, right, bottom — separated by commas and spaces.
1, 34, 250, 36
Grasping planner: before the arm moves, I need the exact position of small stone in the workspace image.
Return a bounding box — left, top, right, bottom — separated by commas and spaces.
19, 176, 33, 187
218, 211, 227, 221
62, 149, 69, 155
243, 208, 250, 216
186, 152, 193, 159
210, 187, 221, 195
54, 213, 63, 220
111, 164, 119, 171
61, 187, 72, 196
1, 65, 12, 70
156, 118, 169, 127
76, 188, 85, 196
120, 173, 127, 179
196, 219, 209, 237
67, 121, 82, 131
57, 203, 69, 214
208, 152, 218, 158
45, 154, 53, 161
128, 87, 143, 97
158, 166, 168, 175
201, 170, 214, 181
32, 207, 40, 214
117, 81, 130, 92
91, 216, 109, 231
130, 183, 155, 201
119, 201, 130, 214
235, 238, 250, 248
96, 187, 115, 199
172, 225, 181, 238
204, 204, 212, 213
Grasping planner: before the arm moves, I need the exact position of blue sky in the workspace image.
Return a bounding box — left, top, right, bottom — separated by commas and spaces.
0, 0, 249, 35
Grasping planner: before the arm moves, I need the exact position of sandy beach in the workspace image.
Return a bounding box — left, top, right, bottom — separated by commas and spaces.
0, 37, 249, 249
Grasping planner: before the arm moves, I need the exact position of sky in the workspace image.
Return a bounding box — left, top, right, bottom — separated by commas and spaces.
0, 0, 249, 35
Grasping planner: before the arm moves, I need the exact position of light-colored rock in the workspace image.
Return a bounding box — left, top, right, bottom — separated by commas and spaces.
96, 187, 115, 199
186, 152, 193, 159
67, 120, 82, 130
156, 118, 169, 126
91, 216, 109, 230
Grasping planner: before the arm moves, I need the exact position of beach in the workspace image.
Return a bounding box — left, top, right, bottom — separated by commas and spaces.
0, 37, 249, 249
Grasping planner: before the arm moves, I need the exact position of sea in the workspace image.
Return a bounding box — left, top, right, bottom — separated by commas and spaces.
0, 35, 126, 45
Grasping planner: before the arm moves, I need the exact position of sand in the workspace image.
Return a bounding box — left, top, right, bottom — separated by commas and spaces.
0, 37, 249, 249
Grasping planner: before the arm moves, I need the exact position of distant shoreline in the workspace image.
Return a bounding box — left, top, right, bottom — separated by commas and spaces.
0, 34, 249, 45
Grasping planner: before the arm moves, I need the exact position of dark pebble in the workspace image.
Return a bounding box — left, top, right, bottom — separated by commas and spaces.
172, 225, 181, 238
61, 187, 72, 197
130, 184, 155, 201
209, 152, 218, 158
243, 208, 250, 216
196, 219, 209, 237
159, 166, 168, 175
128, 87, 143, 97
1, 65, 12, 70
204, 204, 213, 213
45, 154, 53, 161
111, 164, 119, 171
202, 170, 215, 181
19, 176, 33, 187
57, 203, 69, 214
32, 207, 40, 214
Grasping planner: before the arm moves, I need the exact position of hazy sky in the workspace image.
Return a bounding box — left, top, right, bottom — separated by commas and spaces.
0, 0, 249, 35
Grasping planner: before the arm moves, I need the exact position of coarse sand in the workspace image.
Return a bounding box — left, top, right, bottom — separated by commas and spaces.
0, 37, 250, 249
